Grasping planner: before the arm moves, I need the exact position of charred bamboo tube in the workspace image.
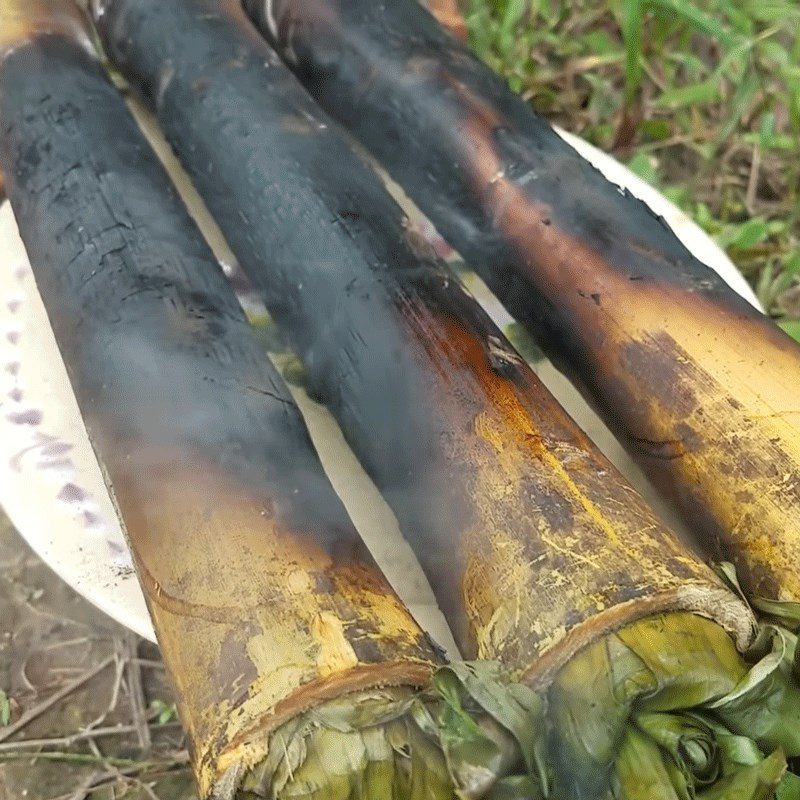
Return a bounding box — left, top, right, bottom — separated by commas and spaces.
244, 0, 800, 610
0, 6, 461, 798
94, 2, 800, 797
91, 0, 754, 680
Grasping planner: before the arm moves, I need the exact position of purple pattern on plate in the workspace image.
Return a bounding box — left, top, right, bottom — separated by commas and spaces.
6, 408, 43, 426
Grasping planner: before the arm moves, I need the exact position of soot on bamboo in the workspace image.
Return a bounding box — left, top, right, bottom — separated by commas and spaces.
245, 0, 800, 606
0, 10, 437, 795
93, 0, 755, 684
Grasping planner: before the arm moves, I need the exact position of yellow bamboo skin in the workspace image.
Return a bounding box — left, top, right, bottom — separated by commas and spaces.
457, 108, 800, 604
526, 249, 800, 607
109, 454, 435, 797
589, 284, 800, 604
92, 0, 753, 689
389, 284, 755, 687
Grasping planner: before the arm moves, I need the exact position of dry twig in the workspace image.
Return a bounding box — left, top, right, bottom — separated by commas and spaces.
0, 655, 115, 744
125, 631, 151, 754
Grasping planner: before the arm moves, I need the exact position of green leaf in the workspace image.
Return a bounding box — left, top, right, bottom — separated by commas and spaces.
646, 0, 740, 48
499, 0, 526, 38
745, 0, 800, 25
548, 613, 797, 800
485, 775, 544, 800
778, 319, 800, 344
662, 185, 690, 209
777, 772, 800, 800
667, 50, 709, 77
752, 596, 800, 630
767, 221, 788, 236
656, 79, 720, 108
616, 614, 746, 711
621, 0, 644, 103
616, 727, 683, 800
635, 712, 720, 786
696, 749, 786, 800
584, 30, 618, 57
708, 627, 800, 758
741, 133, 796, 151
549, 630, 651, 793
785, 252, 800, 278
433, 662, 548, 799
627, 152, 661, 185
150, 699, 177, 725
239, 687, 455, 800
723, 5, 755, 35
640, 119, 673, 141
711, 727, 765, 772
719, 73, 760, 141
0, 690, 10, 727
760, 111, 777, 144
717, 218, 771, 251
694, 202, 720, 233
761, 43, 789, 69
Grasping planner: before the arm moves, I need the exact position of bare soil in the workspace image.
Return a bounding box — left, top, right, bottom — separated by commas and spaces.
0, 511, 194, 800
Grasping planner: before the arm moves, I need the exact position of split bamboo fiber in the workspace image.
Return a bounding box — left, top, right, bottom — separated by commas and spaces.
245, 0, 800, 609
0, 5, 441, 796
92, 0, 756, 686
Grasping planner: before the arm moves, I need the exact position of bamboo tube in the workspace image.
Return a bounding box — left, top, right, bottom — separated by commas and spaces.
99, 0, 800, 800
243, 0, 800, 610
0, 7, 452, 797
91, 4, 800, 796
91, 0, 755, 675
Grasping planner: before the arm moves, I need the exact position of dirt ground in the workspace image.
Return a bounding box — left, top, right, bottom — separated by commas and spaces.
0, 511, 195, 800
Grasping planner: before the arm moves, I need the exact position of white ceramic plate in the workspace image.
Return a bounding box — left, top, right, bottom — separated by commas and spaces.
0, 105, 760, 650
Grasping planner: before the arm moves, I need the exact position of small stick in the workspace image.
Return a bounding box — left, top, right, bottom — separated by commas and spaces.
131, 659, 164, 671
0, 721, 182, 753
0, 750, 187, 768
86, 737, 133, 798
46, 760, 192, 800
746, 144, 761, 216
66, 770, 101, 800
0, 656, 115, 744
124, 632, 151, 754
81, 646, 125, 734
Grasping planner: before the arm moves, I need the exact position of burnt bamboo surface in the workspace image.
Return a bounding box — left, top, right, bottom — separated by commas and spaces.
0, 9, 435, 794
94, 0, 754, 687
246, 0, 800, 605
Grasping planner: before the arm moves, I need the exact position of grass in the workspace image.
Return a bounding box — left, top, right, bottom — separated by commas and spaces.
464, 0, 800, 339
